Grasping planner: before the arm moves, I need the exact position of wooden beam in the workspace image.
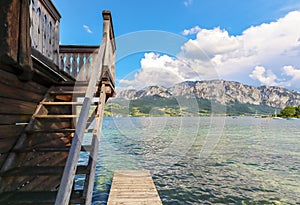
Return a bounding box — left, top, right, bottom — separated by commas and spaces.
0, 0, 33, 80
59, 45, 99, 54
38, 0, 61, 21
34, 115, 78, 119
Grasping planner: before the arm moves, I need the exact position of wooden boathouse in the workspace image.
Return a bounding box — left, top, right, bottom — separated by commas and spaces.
0, 0, 162, 204
0, 0, 116, 204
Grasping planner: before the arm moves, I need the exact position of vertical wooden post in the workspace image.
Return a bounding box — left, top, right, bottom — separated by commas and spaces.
0, 0, 20, 67
18, 0, 33, 80
102, 10, 116, 83
0, 0, 33, 80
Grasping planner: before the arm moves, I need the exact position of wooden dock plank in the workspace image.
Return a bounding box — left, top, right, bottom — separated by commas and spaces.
107, 170, 162, 205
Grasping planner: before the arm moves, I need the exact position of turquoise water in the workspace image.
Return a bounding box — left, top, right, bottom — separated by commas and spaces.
81, 117, 300, 204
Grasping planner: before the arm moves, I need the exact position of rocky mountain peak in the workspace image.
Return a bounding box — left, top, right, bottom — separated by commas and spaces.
116, 80, 300, 108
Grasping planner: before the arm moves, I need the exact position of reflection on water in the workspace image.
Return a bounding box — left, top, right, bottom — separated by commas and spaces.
77, 117, 300, 204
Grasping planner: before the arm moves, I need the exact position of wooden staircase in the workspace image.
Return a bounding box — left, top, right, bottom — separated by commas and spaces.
0, 81, 107, 204
0, 10, 115, 205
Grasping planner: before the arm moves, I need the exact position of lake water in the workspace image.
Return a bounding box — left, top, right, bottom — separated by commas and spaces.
79, 117, 300, 204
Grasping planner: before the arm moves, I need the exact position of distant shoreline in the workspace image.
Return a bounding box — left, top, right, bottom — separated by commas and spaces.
104, 114, 273, 117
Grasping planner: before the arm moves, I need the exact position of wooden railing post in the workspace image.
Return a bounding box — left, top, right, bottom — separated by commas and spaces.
102, 10, 116, 83
0, 0, 33, 80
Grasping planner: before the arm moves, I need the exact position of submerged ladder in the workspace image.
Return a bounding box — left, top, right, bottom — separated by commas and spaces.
0, 11, 115, 205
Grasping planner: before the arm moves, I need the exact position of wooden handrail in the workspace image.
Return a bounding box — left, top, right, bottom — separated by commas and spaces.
102, 10, 116, 83
58, 12, 116, 83
59, 45, 99, 53
82, 83, 107, 205
54, 11, 114, 205
102, 10, 116, 53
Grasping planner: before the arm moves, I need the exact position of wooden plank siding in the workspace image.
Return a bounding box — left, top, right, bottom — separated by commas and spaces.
0, 67, 49, 172
0, 83, 74, 193
0, 69, 48, 95
0, 98, 37, 114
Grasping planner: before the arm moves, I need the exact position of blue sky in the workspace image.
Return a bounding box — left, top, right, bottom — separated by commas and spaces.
52, 0, 300, 90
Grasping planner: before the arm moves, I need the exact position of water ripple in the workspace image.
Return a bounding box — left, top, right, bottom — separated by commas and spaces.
84, 117, 300, 204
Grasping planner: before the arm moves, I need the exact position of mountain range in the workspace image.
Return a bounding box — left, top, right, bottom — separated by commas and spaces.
105, 80, 300, 116
116, 80, 300, 108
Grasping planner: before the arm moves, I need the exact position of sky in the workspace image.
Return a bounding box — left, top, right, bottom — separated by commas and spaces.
52, 0, 300, 91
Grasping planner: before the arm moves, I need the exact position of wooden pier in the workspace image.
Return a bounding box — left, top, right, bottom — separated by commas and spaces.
107, 170, 162, 205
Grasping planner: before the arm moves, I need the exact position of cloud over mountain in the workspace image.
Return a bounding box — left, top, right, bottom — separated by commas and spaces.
119, 11, 300, 90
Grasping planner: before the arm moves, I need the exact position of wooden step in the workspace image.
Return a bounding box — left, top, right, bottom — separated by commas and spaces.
0, 190, 84, 204
48, 88, 99, 96
0, 166, 89, 177
41, 101, 98, 106
55, 81, 89, 86
50, 85, 88, 90
49, 90, 86, 95
41, 102, 84, 105
26, 128, 76, 133
34, 115, 78, 119
26, 128, 93, 134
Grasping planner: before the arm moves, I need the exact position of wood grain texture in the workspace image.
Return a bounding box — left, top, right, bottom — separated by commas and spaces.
0, 69, 48, 95
107, 170, 162, 205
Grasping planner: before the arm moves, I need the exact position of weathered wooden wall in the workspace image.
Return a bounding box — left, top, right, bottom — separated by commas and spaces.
0, 0, 33, 80
0, 69, 48, 170
0, 0, 68, 174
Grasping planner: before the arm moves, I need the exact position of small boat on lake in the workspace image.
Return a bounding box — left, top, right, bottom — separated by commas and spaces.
272, 116, 283, 120
272, 110, 283, 120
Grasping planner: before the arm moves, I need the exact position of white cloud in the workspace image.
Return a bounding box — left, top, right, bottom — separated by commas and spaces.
249, 65, 300, 87
249, 66, 279, 86
119, 53, 185, 90
120, 11, 300, 90
183, 0, 193, 7
184, 11, 300, 87
182, 26, 201, 36
282, 65, 300, 87
283, 65, 300, 78
83, 25, 93, 34
181, 27, 241, 59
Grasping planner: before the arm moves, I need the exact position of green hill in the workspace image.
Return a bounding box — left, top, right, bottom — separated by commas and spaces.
104, 96, 277, 117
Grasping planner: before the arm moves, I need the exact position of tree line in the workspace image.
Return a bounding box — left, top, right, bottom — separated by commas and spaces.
279, 105, 300, 118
